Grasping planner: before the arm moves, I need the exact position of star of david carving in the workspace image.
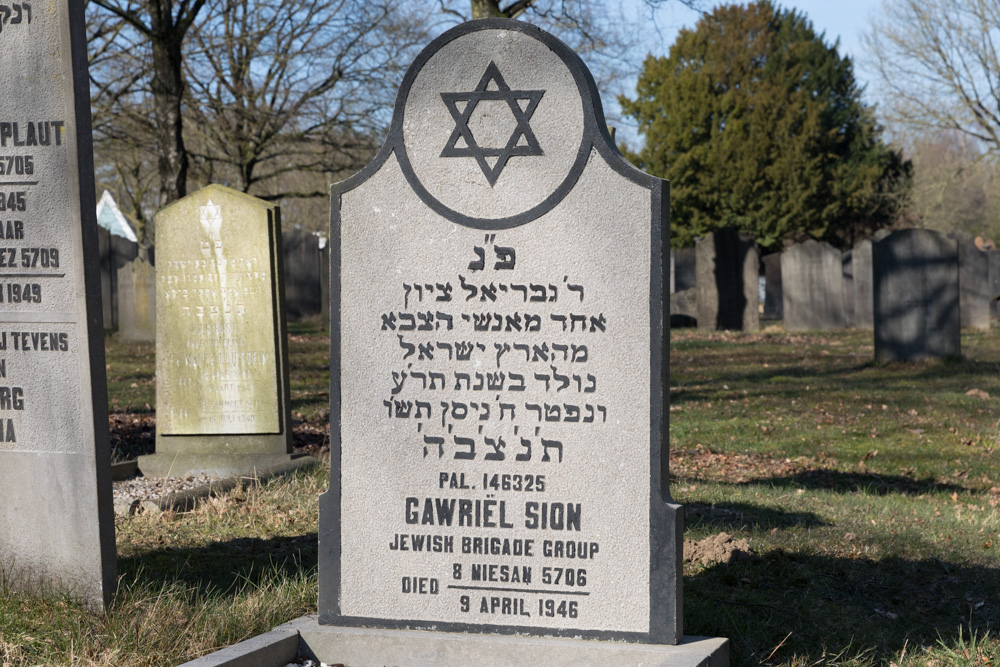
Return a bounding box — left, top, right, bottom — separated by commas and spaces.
200, 199, 222, 236
440, 62, 545, 187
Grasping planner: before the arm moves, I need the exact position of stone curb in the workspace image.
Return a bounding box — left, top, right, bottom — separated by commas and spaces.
116, 456, 319, 517
110, 459, 138, 481
178, 629, 299, 667
181, 616, 730, 666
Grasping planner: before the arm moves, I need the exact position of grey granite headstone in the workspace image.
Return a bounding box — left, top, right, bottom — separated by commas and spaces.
117, 258, 155, 343
0, 3, 117, 608
669, 288, 698, 328
989, 250, 1000, 321
282, 229, 323, 320
139, 185, 295, 477
781, 240, 845, 331
672, 247, 695, 293
98, 225, 137, 330
852, 240, 874, 330
842, 250, 855, 328
950, 232, 990, 330
321, 19, 695, 652
762, 253, 782, 319
695, 228, 758, 331
873, 229, 960, 362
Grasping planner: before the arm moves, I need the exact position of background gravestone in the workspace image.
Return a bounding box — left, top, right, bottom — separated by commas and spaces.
781, 240, 845, 331
282, 228, 323, 320
139, 185, 295, 477
317, 20, 720, 663
671, 247, 695, 293
695, 228, 759, 331
762, 252, 783, 319
669, 288, 698, 328
0, 3, 117, 608
97, 226, 138, 330
989, 250, 1000, 322
117, 259, 155, 343
320, 235, 330, 330
852, 239, 874, 330
950, 232, 990, 330
873, 229, 960, 362
842, 250, 855, 328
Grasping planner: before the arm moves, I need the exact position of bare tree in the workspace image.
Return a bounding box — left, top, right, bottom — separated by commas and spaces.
88, 0, 208, 209
899, 131, 1000, 240
183, 0, 428, 201
866, 0, 1000, 151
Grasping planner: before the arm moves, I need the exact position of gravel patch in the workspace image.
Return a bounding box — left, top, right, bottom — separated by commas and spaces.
113, 473, 222, 504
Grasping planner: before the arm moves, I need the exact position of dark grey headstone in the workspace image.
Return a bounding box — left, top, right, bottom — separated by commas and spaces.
852, 240, 874, 330
282, 229, 323, 320
950, 232, 990, 330
322, 20, 685, 648
874, 229, 960, 361
989, 250, 1000, 321
671, 247, 695, 293
781, 240, 845, 331
695, 228, 759, 331
762, 253, 782, 319
0, 3, 117, 608
117, 259, 155, 343
842, 250, 855, 328
98, 226, 138, 330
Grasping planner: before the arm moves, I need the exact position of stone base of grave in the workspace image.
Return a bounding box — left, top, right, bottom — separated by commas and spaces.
180, 615, 729, 666
137, 452, 301, 478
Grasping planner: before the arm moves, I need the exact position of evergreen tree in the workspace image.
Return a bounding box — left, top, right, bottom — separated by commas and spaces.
620, 1, 910, 250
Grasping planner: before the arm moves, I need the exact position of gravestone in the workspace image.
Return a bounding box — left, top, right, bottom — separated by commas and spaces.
762, 253, 782, 319
873, 229, 960, 362
842, 250, 855, 328
97, 225, 137, 330
852, 239, 874, 330
671, 247, 695, 293
320, 235, 330, 330
781, 240, 845, 331
950, 232, 990, 330
989, 250, 1000, 321
315, 19, 724, 664
669, 288, 698, 328
282, 228, 323, 320
139, 185, 295, 477
117, 259, 155, 343
695, 228, 758, 331
0, 4, 117, 608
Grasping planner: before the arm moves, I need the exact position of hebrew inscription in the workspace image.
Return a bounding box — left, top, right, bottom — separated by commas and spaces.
156, 194, 281, 435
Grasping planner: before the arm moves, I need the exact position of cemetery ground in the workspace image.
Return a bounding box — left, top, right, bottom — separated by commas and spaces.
1, 324, 999, 666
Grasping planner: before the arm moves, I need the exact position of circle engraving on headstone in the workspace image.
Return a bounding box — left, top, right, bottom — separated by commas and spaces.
398, 27, 589, 228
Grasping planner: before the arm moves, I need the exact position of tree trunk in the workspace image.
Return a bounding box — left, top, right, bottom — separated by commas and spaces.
150, 5, 188, 208
471, 0, 502, 18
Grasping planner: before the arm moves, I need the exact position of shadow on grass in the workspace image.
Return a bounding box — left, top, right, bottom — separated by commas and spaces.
118, 532, 318, 595
686, 550, 999, 666
685, 501, 829, 532
670, 356, 1000, 406
742, 470, 967, 496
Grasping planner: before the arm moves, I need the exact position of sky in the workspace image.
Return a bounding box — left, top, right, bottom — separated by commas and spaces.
613, 0, 885, 145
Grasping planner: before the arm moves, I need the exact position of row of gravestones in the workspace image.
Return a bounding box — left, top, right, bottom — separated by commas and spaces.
111, 228, 332, 342
1, 13, 726, 665
671, 229, 998, 351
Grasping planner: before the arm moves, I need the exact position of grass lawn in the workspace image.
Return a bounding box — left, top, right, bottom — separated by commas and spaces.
1, 324, 998, 665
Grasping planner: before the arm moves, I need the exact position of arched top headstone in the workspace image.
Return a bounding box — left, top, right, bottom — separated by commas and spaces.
323, 19, 689, 652
344, 19, 650, 229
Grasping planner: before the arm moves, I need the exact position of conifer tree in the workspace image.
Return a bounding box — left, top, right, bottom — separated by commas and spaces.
621, 1, 910, 250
